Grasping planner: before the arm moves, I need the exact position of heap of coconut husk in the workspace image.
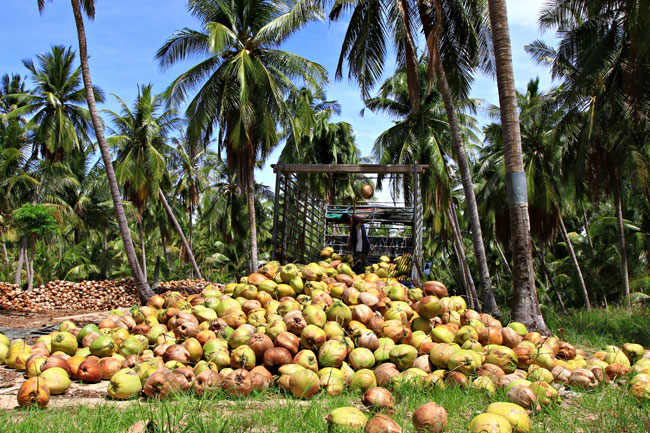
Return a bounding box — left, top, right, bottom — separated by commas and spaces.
0, 279, 221, 313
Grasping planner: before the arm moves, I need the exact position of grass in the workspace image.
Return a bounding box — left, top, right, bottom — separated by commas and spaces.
545, 306, 650, 348
2, 308, 650, 432
1, 382, 648, 433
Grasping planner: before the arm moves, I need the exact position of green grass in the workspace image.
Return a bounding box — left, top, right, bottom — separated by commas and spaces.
1, 384, 648, 433
545, 306, 650, 348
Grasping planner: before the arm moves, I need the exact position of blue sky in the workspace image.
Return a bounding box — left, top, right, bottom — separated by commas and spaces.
1, 0, 554, 190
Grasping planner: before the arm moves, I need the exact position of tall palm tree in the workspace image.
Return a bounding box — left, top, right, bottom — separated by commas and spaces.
485, 0, 548, 332
8, 46, 101, 163
170, 130, 208, 261
37, 0, 153, 303
365, 60, 482, 307
332, 0, 499, 315
157, 0, 327, 272
105, 84, 202, 279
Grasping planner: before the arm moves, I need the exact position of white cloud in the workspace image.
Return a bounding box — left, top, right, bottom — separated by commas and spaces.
506, 0, 547, 33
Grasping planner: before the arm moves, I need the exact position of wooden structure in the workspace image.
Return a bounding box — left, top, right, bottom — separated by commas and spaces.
271, 164, 427, 287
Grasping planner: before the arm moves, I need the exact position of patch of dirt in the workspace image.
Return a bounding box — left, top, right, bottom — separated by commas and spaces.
0, 368, 22, 389
0, 309, 105, 329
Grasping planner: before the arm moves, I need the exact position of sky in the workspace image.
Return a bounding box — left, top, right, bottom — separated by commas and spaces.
0, 0, 555, 191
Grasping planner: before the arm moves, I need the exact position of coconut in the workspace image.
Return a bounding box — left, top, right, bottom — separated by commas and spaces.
40, 367, 71, 395
468, 413, 513, 433
412, 402, 447, 432
223, 369, 253, 397
506, 385, 540, 411
143, 368, 181, 398
289, 369, 321, 399
193, 370, 223, 395
362, 387, 395, 411
327, 407, 368, 430
173, 367, 195, 391
486, 402, 530, 433
17, 377, 50, 408
364, 414, 402, 433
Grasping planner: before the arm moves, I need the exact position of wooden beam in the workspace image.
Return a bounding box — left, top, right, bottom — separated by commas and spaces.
272, 164, 429, 174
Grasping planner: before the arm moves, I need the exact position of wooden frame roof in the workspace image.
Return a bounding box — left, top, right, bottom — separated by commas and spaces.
271, 164, 429, 174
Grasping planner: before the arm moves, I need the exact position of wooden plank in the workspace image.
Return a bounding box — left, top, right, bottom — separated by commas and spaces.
271, 164, 429, 174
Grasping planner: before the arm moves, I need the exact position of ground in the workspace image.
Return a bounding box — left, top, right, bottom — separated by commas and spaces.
0, 308, 649, 433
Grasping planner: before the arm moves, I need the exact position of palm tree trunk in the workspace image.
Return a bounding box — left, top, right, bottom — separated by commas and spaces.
558, 214, 590, 309
138, 218, 147, 280
421, 0, 499, 317
24, 242, 32, 285
582, 205, 594, 249
486, 0, 549, 333
495, 241, 512, 276
246, 164, 259, 273
613, 179, 631, 307
189, 206, 194, 278
2, 239, 9, 266
27, 234, 36, 290
160, 228, 169, 264
103, 229, 109, 279
70, 0, 153, 304
158, 189, 202, 279
396, 0, 421, 111
15, 238, 26, 286
447, 206, 480, 309
533, 243, 566, 313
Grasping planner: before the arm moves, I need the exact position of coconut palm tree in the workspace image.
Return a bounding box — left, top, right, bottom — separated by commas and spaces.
105, 84, 202, 279
157, 0, 327, 272
37, 0, 153, 303
364, 60, 483, 307
170, 130, 208, 260
7, 46, 101, 163
484, 0, 548, 332
279, 87, 359, 201
332, 0, 499, 315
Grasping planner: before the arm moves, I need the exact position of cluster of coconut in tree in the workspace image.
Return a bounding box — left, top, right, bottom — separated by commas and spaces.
0, 279, 214, 312
2, 260, 649, 432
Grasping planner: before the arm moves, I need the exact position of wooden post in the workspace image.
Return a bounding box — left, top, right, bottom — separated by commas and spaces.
271, 165, 282, 261
413, 162, 424, 287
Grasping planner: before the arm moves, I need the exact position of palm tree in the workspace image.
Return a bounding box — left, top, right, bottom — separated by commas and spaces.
485, 0, 548, 332
170, 130, 208, 263
105, 84, 202, 279
8, 46, 101, 163
157, 0, 327, 272
279, 87, 359, 201
332, 0, 499, 315
365, 60, 482, 307
1, 74, 29, 114
37, 0, 153, 303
